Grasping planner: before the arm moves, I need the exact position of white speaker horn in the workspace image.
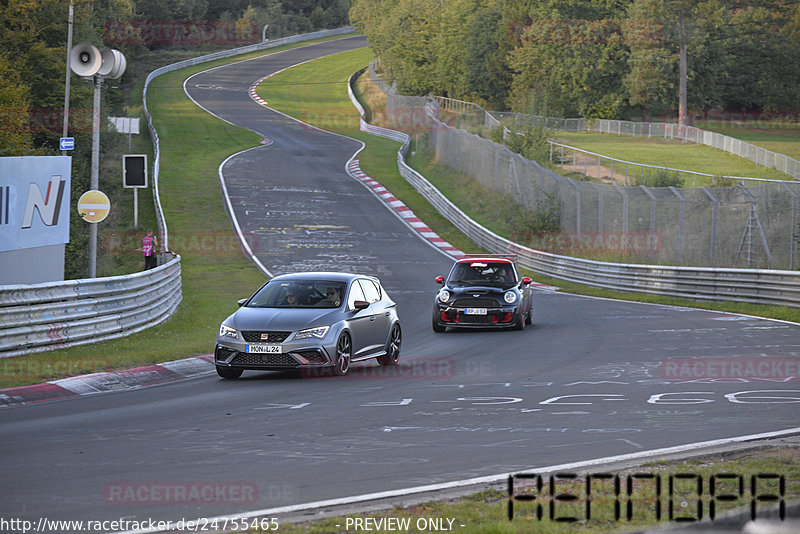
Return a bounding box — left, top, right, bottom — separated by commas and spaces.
98, 48, 126, 79
70, 43, 102, 77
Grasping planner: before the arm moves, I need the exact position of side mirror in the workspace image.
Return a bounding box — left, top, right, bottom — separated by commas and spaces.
521, 277, 532, 286
237, 298, 248, 307
353, 300, 370, 312
435, 276, 444, 284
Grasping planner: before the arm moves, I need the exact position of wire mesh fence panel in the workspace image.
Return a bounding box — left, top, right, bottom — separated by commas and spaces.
382, 91, 800, 269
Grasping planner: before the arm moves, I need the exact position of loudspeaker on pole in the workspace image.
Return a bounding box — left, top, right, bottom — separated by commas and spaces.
69, 43, 102, 77
70, 44, 126, 79
98, 48, 126, 79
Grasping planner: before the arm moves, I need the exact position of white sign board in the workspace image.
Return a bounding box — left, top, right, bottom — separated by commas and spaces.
108, 117, 140, 134
0, 156, 71, 252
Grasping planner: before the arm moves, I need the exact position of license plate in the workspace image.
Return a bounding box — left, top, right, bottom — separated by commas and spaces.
246, 344, 282, 354
465, 308, 487, 315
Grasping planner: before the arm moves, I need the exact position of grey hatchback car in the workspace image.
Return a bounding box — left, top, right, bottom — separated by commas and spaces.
214, 272, 401, 378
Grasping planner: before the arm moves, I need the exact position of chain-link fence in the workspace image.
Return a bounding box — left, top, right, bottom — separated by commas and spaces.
368, 64, 800, 269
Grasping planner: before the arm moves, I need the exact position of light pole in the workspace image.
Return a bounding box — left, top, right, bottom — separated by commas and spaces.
70, 44, 126, 277
62, 0, 74, 156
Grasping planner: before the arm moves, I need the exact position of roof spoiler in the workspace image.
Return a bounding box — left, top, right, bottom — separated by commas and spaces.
461, 254, 518, 261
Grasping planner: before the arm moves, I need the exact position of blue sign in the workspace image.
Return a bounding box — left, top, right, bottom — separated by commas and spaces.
59, 137, 74, 150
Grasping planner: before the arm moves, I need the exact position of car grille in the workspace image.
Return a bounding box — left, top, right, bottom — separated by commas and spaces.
294, 350, 328, 364
215, 346, 237, 361
241, 331, 291, 343
231, 353, 298, 367
453, 298, 499, 308
458, 315, 495, 325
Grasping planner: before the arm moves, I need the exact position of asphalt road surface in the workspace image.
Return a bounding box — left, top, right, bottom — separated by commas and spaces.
1, 36, 799, 529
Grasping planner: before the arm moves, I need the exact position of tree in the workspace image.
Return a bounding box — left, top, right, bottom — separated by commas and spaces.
434, 0, 508, 108
506, 0, 632, 118
0, 54, 33, 155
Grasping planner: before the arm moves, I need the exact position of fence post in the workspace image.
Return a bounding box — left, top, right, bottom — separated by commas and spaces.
669, 187, 685, 264
702, 187, 719, 266
781, 182, 798, 270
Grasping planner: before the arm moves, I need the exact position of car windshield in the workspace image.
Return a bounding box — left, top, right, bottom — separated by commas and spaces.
448, 262, 517, 286
246, 280, 347, 309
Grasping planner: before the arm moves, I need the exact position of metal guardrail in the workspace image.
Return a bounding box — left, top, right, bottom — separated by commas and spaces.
353, 66, 800, 308
0, 28, 357, 358
0, 254, 182, 357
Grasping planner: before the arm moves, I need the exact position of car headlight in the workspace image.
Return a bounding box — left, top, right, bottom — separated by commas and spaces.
437, 290, 451, 303
219, 324, 240, 339
294, 326, 330, 340
504, 291, 517, 304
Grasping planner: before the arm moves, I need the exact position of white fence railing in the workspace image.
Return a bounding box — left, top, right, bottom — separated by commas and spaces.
0, 254, 182, 357
434, 97, 800, 182
547, 141, 787, 187
355, 66, 800, 308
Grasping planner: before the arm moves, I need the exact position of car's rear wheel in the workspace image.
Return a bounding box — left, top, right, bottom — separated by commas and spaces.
333, 332, 351, 376
432, 307, 446, 333
378, 324, 401, 366
216, 366, 243, 379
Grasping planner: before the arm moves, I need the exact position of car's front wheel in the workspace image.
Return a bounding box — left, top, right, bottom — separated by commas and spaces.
525, 300, 533, 325
333, 332, 352, 376
432, 307, 446, 333
216, 366, 243, 379
378, 324, 401, 366
513, 307, 525, 331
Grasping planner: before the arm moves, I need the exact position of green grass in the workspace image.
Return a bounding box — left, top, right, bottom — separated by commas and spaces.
268, 449, 800, 533
552, 132, 794, 184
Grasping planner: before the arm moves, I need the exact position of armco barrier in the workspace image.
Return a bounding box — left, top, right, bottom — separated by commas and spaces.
0, 254, 181, 357
350, 66, 800, 308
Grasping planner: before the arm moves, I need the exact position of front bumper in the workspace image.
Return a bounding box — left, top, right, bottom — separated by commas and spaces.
434, 304, 518, 328
214, 335, 337, 370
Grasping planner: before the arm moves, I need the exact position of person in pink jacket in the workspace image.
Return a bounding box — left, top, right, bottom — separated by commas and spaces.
141, 229, 158, 270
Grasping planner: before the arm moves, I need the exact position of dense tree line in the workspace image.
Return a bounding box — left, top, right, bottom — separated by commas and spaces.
350, 0, 800, 120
